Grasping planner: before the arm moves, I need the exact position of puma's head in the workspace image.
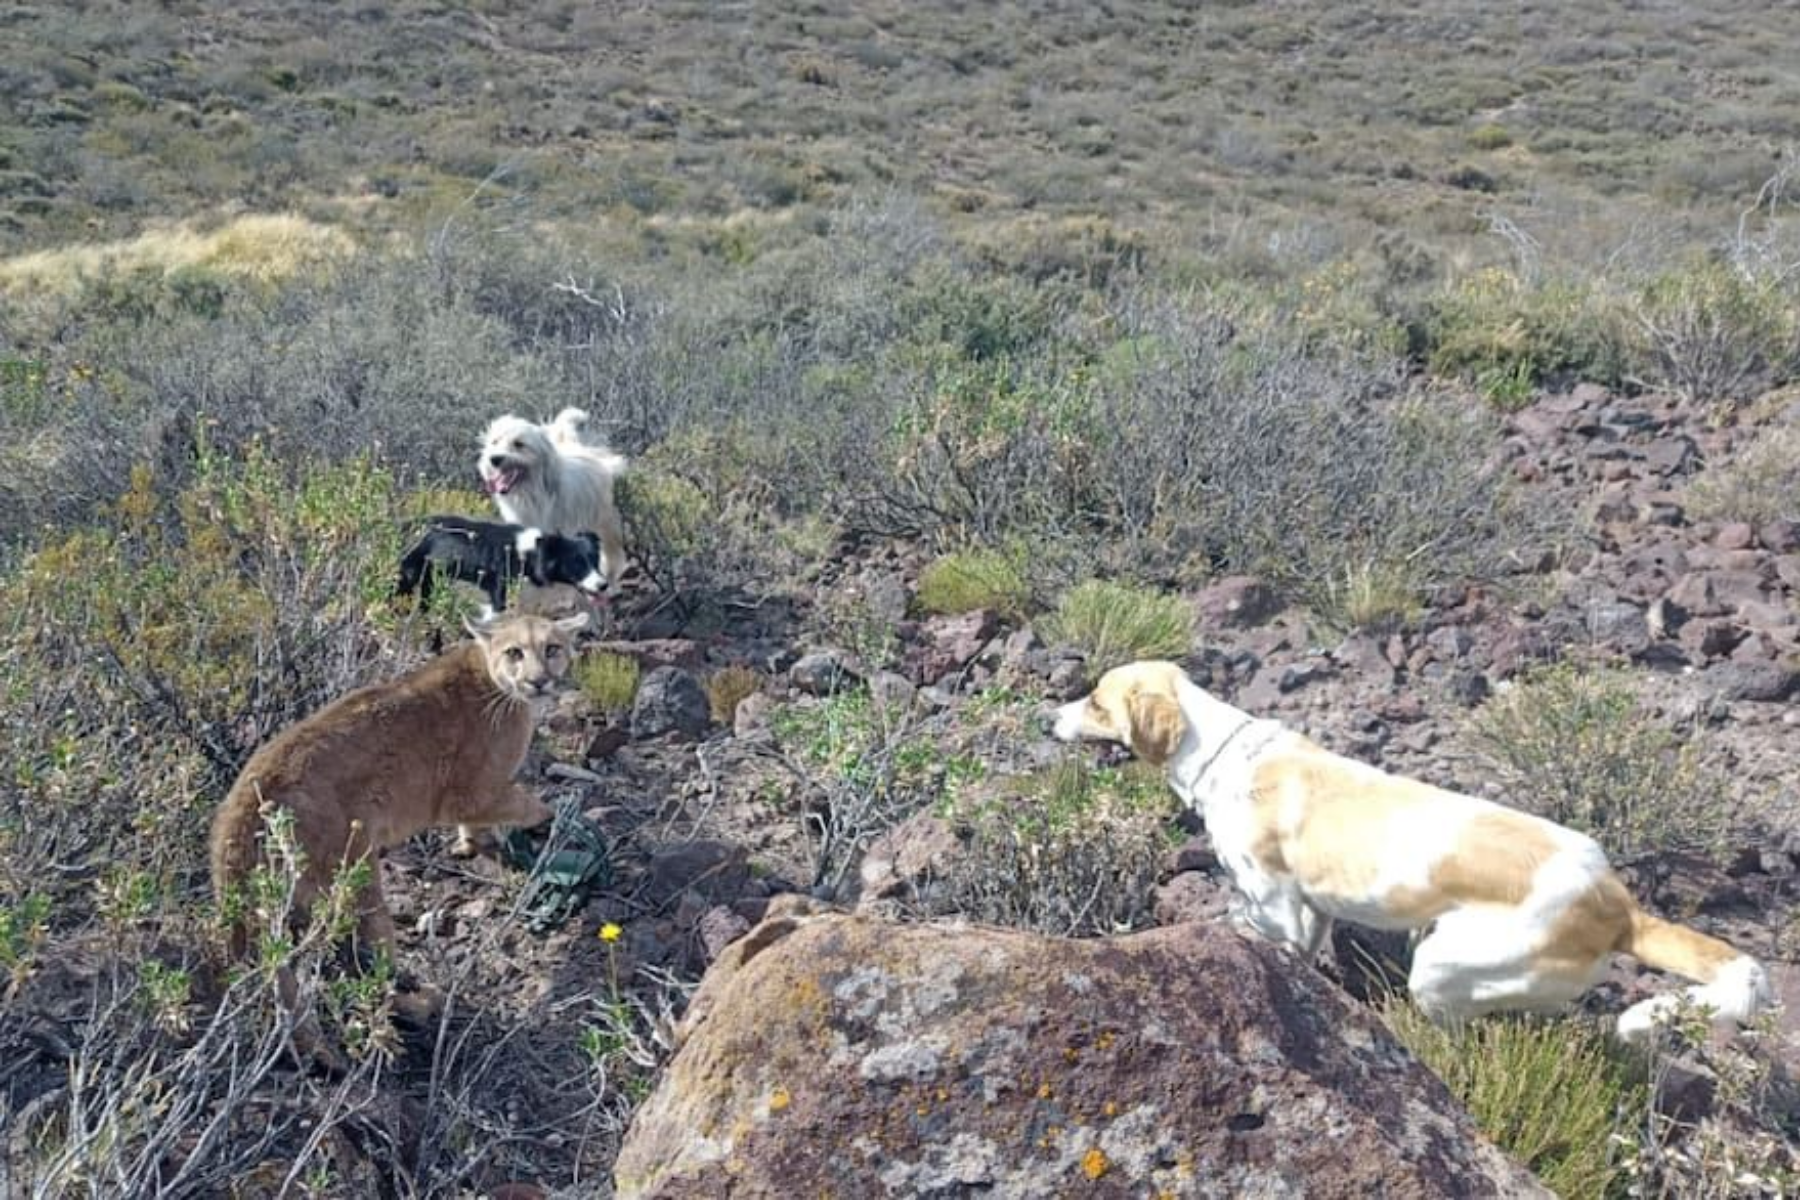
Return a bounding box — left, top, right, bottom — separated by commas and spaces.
468, 611, 588, 704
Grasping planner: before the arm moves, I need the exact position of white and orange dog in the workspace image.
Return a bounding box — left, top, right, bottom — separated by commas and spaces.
478, 407, 629, 587
1054, 660, 1771, 1042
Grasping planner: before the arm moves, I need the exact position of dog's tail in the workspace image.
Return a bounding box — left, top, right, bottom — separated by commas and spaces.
549, 407, 592, 444
1614, 907, 1771, 1041
549, 407, 627, 475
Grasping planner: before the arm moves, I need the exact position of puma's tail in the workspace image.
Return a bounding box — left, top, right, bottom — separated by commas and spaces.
209, 793, 264, 959
1614, 908, 1771, 1042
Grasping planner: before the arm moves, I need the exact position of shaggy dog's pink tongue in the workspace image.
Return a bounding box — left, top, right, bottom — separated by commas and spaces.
483, 469, 519, 496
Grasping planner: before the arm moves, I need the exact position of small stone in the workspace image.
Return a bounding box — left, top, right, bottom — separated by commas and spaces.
1584, 600, 1650, 657
790, 650, 858, 697
1758, 519, 1800, 553
546, 761, 604, 784
1193, 575, 1281, 629
630, 666, 712, 740
868, 670, 917, 716
1715, 522, 1757, 550
1424, 626, 1473, 662
1699, 661, 1800, 703
734, 691, 777, 738
1677, 619, 1746, 661
585, 725, 630, 761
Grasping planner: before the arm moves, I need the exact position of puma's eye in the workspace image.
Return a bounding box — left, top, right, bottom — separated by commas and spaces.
545, 645, 562, 659
505, 647, 524, 663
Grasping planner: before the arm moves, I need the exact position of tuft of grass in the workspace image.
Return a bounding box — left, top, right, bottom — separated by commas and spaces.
915, 547, 1031, 619
0, 212, 354, 297
1464, 663, 1733, 861
1380, 1000, 1649, 1199
576, 652, 641, 715
1037, 579, 1192, 672
1318, 557, 1426, 634
705, 664, 762, 724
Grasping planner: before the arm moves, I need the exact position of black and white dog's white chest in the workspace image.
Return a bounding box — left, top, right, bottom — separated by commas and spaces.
396, 515, 605, 615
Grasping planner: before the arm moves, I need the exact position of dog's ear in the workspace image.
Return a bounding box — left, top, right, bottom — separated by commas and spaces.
1126, 691, 1186, 765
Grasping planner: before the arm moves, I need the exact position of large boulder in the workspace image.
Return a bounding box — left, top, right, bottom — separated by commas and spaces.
614, 902, 1547, 1198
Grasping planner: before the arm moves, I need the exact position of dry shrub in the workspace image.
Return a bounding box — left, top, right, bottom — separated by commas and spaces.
931, 759, 1176, 936
1463, 663, 1734, 861
1684, 419, 1800, 526
1629, 260, 1800, 407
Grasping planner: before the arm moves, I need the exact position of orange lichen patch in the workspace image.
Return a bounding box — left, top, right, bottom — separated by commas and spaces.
1037, 1081, 1054, 1100
1096, 1030, 1116, 1051
1082, 1148, 1110, 1180
768, 1087, 792, 1114
1102, 1100, 1119, 1118
1063, 1047, 1080, 1063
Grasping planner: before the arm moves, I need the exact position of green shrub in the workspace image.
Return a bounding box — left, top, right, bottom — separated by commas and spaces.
1467, 123, 1514, 151
1463, 663, 1733, 860
1038, 579, 1192, 672
1425, 267, 1629, 405
1380, 1000, 1648, 1198
916, 547, 1032, 619
933, 758, 1177, 935
576, 652, 641, 715
617, 465, 718, 589
770, 688, 963, 891
1683, 421, 1800, 525
1629, 260, 1800, 406
1, 447, 438, 928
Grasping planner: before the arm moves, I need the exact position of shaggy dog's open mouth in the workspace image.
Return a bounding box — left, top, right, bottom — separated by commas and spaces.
482, 466, 523, 496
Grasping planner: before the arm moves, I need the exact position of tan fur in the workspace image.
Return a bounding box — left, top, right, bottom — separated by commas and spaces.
1126, 691, 1185, 765
1056, 660, 1771, 1038
210, 612, 582, 959
1620, 910, 1746, 981
1251, 750, 1560, 923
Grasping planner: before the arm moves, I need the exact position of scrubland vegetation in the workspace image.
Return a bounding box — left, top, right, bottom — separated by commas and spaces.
4, 0, 1800, 1193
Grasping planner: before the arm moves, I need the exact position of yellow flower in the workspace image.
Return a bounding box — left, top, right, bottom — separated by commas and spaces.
769, 1086, 791, 1113
1082, 1148, 1109, 1180
599, 922, 623, 943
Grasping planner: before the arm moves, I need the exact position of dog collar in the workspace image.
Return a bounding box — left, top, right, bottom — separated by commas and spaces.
1191, 716, 1279, 785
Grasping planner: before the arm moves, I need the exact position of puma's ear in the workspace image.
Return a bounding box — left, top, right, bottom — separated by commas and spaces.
1126, 691, 1186, 765
554, 611, 590, 635
464, 615, 495, 642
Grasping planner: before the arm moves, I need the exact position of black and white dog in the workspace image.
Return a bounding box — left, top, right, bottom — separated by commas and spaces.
397, 515, 606, 618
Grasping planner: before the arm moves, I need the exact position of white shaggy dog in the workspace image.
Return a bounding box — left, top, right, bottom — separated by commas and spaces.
477, 407, 628, 587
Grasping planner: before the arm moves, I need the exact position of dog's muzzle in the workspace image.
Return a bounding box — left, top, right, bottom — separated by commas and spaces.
481, 463, 522, 496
